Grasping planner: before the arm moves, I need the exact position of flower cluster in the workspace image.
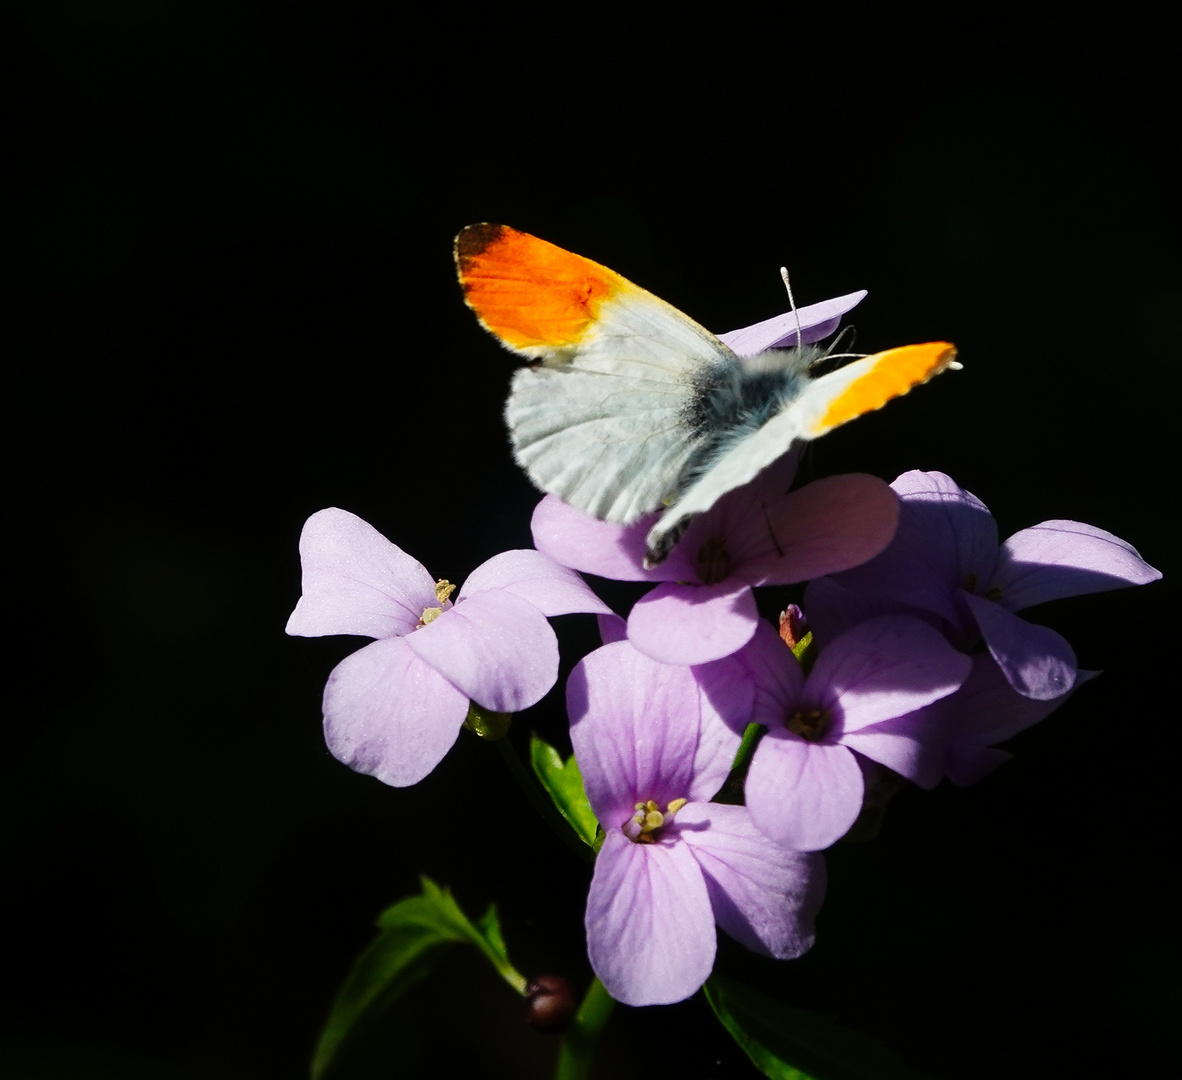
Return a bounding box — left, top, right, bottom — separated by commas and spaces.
287, 318, 1159, 1010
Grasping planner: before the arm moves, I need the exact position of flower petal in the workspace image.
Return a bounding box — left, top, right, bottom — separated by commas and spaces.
676, 802, 825, 959
963, 592, 1077, 700
734, 474, 901, 585
568, 642, 702, 825
627, 581, 759, 665
585, 830, 715, 1006
597, 612, 628, 644
809, 616, 971, 734
993, 521, 1162, 611
285, 508, 437, 639
322, 636, 468, 787
959, 654, 1087, 744
802, 576, 947, 646
738, 618, 807, 729
823, 557, 967, 637
892, 470, 999, 579
745, 735, 864, 852
531, 496, 693, 582
457, 548, 611, 616
834, 472, 998, 612
716, 291, 866, 355
688, 656, 750, 800
840, 710, 946, 788
405, 590, 558, 712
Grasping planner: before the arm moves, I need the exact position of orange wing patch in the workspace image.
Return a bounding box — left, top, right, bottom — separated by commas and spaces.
814, 342, 958, 433
455, 224, 627, 352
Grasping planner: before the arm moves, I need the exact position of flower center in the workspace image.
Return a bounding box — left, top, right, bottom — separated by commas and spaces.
623, 797, 688, 844
419, 579, 456, 626
963, 573, 1003, 602
787, 707, 830, 741
695, 535, 733, 585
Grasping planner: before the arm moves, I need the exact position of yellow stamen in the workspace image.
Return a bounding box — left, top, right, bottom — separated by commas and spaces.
628, 797, 688, 844
434, 579, 456, 603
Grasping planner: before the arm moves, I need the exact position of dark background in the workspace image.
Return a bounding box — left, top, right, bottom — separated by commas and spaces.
5, 5, 1177, 1079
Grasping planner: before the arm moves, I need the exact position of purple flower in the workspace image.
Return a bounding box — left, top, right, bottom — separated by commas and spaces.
742, 616, 971, 852
533, 460, 900, 666
286, 508, 609, 787
568, 641, 825, 1006
819, 471, 1160, 700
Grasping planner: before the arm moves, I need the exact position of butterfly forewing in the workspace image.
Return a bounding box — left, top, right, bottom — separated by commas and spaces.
782, 342, 959, 439
456, 224, 736, 523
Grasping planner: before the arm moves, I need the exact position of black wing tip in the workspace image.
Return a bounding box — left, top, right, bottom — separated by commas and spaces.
455, 222, 508, 262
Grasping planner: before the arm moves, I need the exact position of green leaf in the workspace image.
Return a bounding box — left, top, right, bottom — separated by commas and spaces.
704, 975, 934, 1080
312, 877, 526, 1079
529, 733, 600, 848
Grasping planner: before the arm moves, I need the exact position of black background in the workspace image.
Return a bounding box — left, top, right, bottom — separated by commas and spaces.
4, 5, 1177, 1079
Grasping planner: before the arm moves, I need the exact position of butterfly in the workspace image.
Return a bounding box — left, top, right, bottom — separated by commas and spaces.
455, 223, 958, 566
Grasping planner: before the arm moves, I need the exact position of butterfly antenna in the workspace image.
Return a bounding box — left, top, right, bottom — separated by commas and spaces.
806, 325, 866, 376
826, 324, 859, 358
780, 267, 804, 352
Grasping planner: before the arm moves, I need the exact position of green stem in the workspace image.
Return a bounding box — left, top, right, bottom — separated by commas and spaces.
732, 721, 765, 773
495, 738, 593, 864
554, 977, 615, 1080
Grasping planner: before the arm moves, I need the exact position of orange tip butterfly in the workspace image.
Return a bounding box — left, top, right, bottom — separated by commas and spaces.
455, 223, 959, 565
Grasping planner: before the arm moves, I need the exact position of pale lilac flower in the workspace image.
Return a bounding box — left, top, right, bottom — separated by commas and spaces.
820, 471, 1160, 700
286, 508, 609, 787
569, 641, 825, 1006
533, 460, 899, 666
742, 617, 971, 852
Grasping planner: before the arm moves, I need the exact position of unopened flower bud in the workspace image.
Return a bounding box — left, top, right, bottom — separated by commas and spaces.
525, 974, 577, 1034
778, 604, 809, 650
